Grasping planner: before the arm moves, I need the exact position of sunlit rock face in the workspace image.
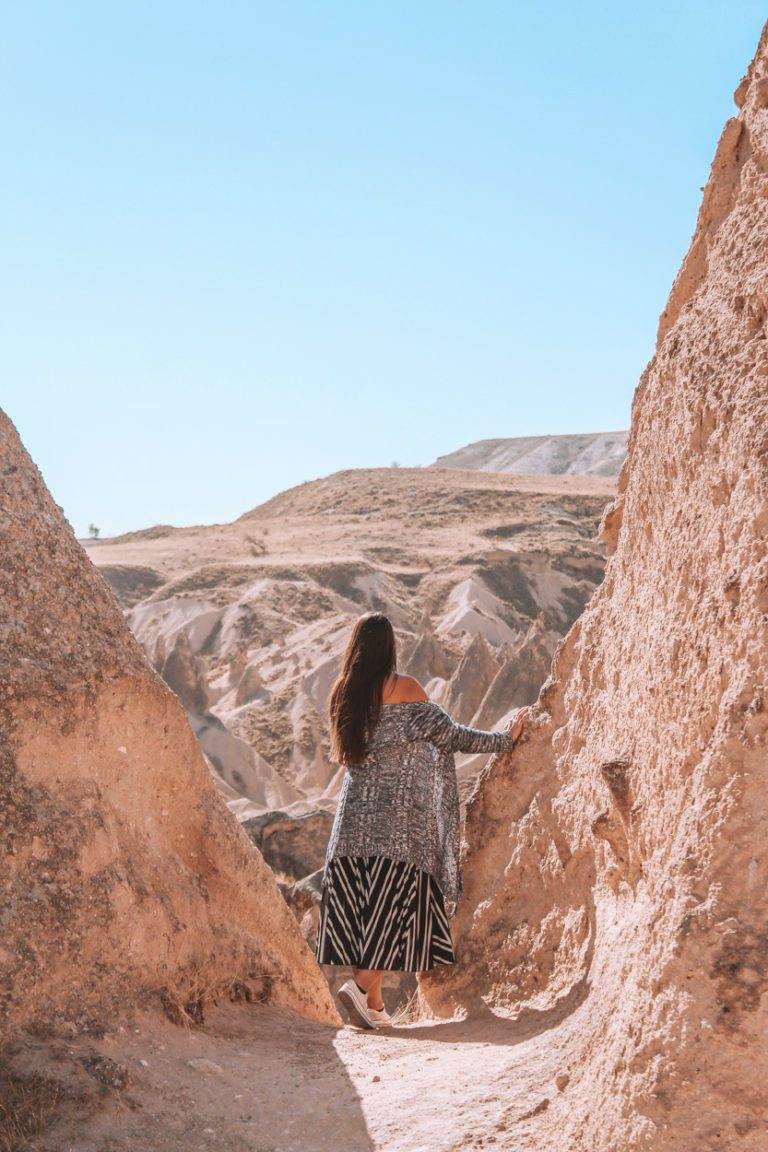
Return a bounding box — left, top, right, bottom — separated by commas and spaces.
0, 409, 337, 1039
422, 27, 768, 1152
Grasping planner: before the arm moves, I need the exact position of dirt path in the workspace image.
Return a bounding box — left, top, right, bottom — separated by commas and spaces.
36, 997, 578, 1151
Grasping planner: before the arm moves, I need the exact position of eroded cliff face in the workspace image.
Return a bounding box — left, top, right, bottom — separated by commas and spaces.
422, 26, 768, 1151
0, 410, 338, 1038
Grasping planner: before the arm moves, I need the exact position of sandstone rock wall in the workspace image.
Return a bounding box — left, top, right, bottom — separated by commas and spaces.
0, 410, 338, 1038
422, 26, 768, 1151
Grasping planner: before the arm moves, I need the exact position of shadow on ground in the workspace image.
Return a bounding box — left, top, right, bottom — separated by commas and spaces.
25, 1002, 375, 1152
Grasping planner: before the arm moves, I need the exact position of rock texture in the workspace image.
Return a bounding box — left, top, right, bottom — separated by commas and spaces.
0, 410, 337, 1040
431, 431, 628, 476
421, 29, 768, 1151
243, 809, 334, 884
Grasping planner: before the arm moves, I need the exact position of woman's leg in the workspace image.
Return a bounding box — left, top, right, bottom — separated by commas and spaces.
352, 968, 385, 1011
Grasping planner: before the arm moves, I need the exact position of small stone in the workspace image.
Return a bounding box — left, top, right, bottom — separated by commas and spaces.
80, 1055, 129, 1090
188, 1058, 225, 1075
555, 1072, 570, 1092
517, 1099, 550, 1122
372, 1074, 381, 1083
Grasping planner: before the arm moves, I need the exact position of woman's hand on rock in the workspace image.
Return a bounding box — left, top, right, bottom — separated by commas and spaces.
506, 707, 529, 744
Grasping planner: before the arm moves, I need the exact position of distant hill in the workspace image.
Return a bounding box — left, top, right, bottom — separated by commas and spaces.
430, 431, 628, 477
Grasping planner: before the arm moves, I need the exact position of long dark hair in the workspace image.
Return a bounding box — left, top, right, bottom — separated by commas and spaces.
329, 613, 397, 766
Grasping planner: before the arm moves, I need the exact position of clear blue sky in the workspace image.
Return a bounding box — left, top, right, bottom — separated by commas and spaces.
2, 2, 764, 537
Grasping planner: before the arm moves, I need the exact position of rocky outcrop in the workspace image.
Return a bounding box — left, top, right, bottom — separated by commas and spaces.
286, 867, 326, 919
0, 410, 337, 1039
157, 629, 210, 713
443, 633, 500, 723
472, 613, 558, 727
402, 628, 458, 684
234, 662, 268, 707
421, 29, 768, 1150
191, 711, 304, 813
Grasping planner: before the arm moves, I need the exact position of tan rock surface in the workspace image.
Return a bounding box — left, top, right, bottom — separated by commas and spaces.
421, 25, 768, 1150
0, 410, 337, 1039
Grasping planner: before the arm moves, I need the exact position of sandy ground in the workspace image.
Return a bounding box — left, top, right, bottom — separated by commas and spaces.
36, 993, 580, 1152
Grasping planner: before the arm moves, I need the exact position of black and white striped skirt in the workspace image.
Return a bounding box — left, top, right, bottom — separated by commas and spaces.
315, 855, 455, 972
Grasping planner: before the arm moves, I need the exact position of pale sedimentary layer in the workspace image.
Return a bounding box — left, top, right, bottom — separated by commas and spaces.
430, 430, 628, 476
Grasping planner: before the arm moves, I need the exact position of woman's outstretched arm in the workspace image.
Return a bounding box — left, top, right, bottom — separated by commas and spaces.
406, 701, 528, 754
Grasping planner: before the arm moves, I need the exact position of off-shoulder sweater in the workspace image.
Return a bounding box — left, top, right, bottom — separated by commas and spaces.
323, 701, 513, 909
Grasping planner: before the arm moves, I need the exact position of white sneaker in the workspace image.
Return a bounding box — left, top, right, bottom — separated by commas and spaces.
338, 980, 392, 1030
367, 1005, 392, 1028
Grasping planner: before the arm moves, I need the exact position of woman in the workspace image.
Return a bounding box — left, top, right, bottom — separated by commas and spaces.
316, 612, 527, 1029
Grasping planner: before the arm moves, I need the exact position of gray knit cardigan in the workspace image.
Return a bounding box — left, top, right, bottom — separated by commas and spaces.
324, 701, 513, 909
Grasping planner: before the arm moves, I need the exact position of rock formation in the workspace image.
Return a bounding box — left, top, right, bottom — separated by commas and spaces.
472, 613, 558, 727
421, 29, 768, 1150
402, 626, 458, 684
0, 410, 337, 1040
157, 629, 210, 713
443, 633, 500, 723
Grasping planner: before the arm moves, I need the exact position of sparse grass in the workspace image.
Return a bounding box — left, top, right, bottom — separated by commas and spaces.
159, 972, 278, 1028
159, 982, 208, 1029
390, 988, 421, 1026
479, 522, 529, 539
0, 1063, 60, 1152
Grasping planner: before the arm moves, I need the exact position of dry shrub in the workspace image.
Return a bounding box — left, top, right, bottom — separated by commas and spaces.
159, 972, 276, 1027
390, 988, 421, 1026
0, 1063, 60, 1152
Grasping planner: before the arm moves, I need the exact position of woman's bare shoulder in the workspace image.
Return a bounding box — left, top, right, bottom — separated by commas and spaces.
385, 674, 429, 703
